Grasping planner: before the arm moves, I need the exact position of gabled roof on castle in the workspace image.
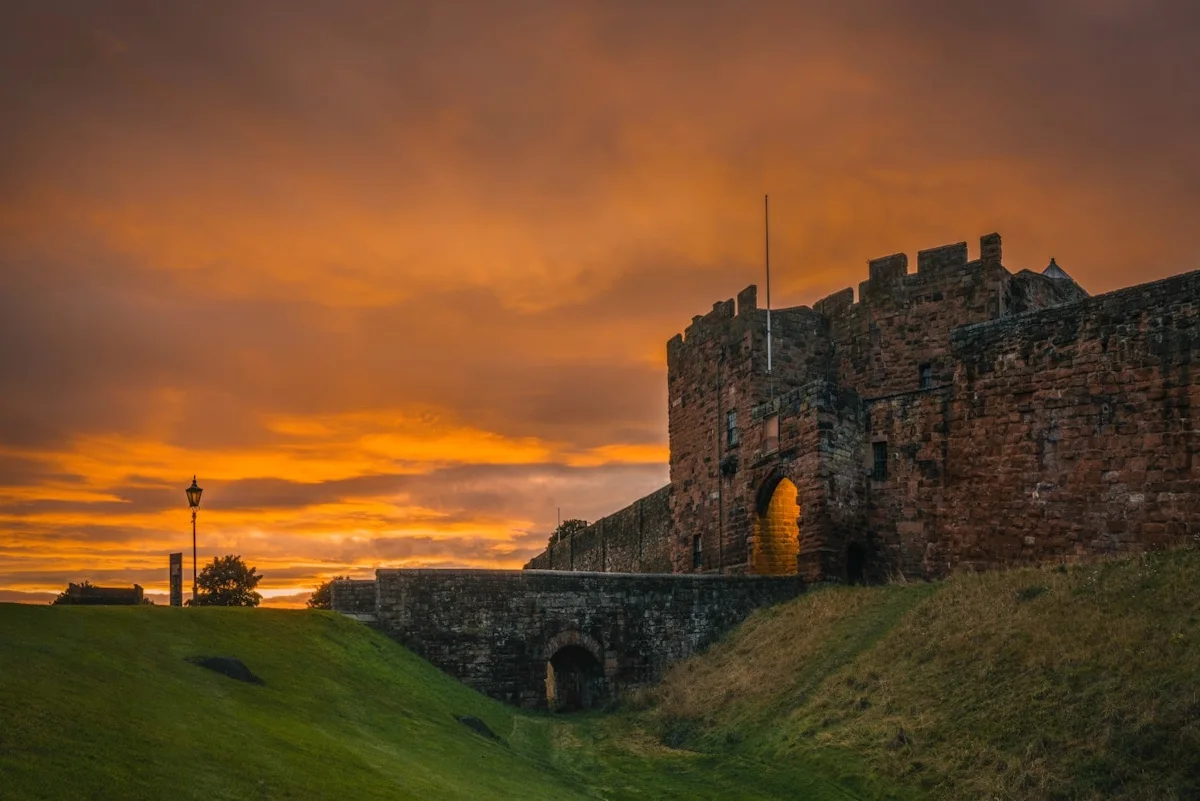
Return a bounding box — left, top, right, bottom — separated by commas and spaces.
1043, 257, 1074, 282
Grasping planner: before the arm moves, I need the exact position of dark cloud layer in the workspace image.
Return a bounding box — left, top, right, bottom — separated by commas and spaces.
2, 0, 1198, 596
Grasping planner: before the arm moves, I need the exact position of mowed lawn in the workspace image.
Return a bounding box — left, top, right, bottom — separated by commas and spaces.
0, 604, 588, 800
0, 604, 902, 800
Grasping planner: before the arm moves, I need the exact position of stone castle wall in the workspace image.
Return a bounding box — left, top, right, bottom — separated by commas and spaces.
342, 569, 802, 708
664, 287, 831, 574
523, 485, 673, 573
863, 269, 1199, 577
733, 381, 866, 579
819, 239, 1003, 398
523, 231, 1197, 582
816, 235, 1087, 400
862, 387, 953, 578
1007, 269, 1090, 315
941, 269, 1199, 567
328, 579, 376, 616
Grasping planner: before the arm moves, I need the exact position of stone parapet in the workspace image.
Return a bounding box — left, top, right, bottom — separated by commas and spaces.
371, 569, 803, 708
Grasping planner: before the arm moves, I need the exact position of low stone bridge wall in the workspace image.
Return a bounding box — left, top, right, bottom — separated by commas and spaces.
333, 569, 803, 710
328, 578, 377, 618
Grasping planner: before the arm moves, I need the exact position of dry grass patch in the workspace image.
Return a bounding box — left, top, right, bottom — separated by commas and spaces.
651, 585, 879, 725
628, 547, 1200, 799
648, 580, 939, 759
785, 550, 1200, 800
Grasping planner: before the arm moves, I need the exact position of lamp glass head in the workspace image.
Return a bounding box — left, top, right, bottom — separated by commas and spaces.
186, 477, 203, 509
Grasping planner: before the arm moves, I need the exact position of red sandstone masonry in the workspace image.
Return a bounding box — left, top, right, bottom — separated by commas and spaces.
816, 235, 1088, 400
936, 270, 1200, 571
526, 233, 1196, 582
665, 290, 831, 574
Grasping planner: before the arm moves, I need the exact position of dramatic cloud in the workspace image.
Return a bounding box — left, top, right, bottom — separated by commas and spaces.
2, 0, 1198, 603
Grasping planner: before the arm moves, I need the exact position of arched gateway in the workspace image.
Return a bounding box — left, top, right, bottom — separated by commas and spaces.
543, 630, 607, 712
750, 474, 801, 575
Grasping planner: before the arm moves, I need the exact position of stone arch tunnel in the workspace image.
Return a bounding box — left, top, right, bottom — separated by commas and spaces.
543, 630, 608, 712
332, 569, 802, 710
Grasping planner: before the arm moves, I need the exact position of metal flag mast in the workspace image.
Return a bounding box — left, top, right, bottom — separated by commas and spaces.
765, 194, 773, 377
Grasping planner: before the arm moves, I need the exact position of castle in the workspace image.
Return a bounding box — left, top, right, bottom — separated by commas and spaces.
334, 232, 1197, 710
526, 233, 1200, 583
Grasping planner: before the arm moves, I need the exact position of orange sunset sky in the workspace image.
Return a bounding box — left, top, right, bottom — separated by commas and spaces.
2, 1, 1199, 605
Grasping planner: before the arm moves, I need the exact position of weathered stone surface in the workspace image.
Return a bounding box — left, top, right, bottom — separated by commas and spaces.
328, 579, 376, 616
338, 233, 1196, 713
523, 485, 672, 573
522, 233, 1198, 583
334, 570, 802, 709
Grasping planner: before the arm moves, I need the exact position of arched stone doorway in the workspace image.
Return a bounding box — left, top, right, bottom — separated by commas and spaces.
543, 631, 607, 713
750, 475, 800, 575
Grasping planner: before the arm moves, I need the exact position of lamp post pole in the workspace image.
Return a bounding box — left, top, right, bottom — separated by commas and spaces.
186, 477, 203, 603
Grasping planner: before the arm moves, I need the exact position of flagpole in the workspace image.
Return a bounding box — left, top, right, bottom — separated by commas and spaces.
765, 194, 772, 376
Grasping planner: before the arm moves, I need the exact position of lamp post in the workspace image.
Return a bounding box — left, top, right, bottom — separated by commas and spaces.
185, 477, 203, 603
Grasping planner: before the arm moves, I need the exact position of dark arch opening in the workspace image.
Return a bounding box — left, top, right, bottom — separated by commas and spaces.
754, 469, 788, 517
545, 645, 604, 713
847, 542, 867, 586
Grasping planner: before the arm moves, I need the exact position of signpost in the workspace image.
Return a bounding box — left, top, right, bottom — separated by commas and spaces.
169, 552, 183, 607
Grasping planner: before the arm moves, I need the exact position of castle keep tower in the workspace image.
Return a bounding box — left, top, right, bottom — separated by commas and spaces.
527, 233, 1199, 582
665, 286, 831, 576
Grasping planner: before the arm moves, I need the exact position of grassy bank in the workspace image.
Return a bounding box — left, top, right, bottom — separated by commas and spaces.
0, 604, 581, 800
646, 548, 1200, 799
0, 603, 898, 800
3, 548, 1196, 799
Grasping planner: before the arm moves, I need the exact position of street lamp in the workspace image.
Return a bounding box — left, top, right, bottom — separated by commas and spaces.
186, 477, 203, 603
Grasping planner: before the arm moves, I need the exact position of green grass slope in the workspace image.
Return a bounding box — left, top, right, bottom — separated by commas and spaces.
646, 548, 1200, 800
0, 603, 903, 800
0, 605, 583, 800
7, 549, 1193, 800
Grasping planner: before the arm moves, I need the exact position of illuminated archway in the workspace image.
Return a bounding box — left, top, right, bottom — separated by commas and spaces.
750, 476, 800, 575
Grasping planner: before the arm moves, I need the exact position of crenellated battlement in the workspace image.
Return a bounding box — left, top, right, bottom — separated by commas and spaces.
533, 227, 1197, 588
811, 233, 1025, 398
816, 233, 1006, 323
671, 286, 822, 353
669, 233, 1084, 402
916, 241, 969, 275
